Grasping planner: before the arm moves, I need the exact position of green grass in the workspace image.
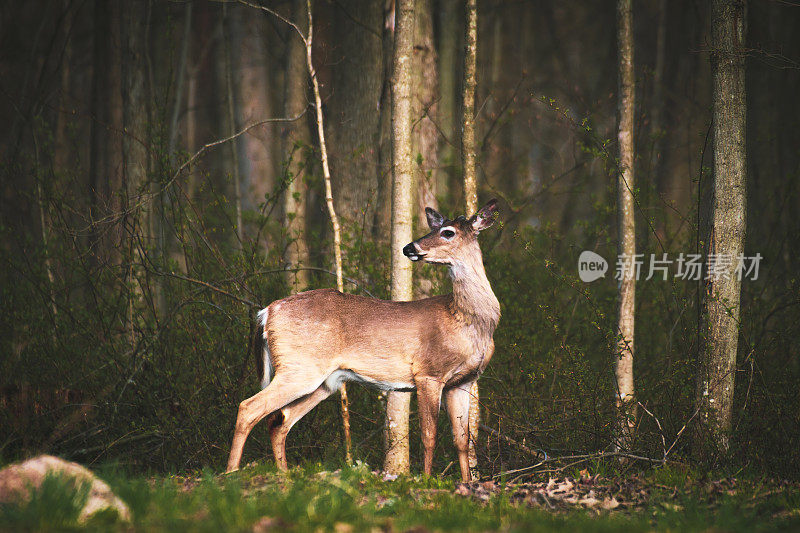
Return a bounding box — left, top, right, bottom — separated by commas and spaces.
1, 462, 799, 532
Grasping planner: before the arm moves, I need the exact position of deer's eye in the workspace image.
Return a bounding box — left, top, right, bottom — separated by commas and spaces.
440, 229, 455, 239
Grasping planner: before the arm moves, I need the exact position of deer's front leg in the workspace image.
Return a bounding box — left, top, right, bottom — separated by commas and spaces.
445, 380, 474, 482
415, 377, 444, 476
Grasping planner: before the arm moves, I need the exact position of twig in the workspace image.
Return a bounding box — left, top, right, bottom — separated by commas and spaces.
637, 401, 667, 461
663, 405, 701, 459
238, 0, 307, 43
494, 450, 670, 480
155, 270, 259, 307
478, 423, 543, 460
88, 112, 308, 231
441, 461, 454, 476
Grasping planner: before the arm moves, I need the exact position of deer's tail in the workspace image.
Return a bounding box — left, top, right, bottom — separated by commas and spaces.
255, 307, 273, 389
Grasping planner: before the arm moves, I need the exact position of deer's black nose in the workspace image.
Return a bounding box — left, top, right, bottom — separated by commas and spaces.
403, 243, 420, 260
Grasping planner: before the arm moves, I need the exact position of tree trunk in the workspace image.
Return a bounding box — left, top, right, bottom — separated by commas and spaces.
462, 0, 479, 215
461, 0, 480, 475
412, 0, 440, 224
89, 0, 122, 264
652, 0, 668, 240
222, 2, 244, 244
120, 0, 150, 340
614, 0, 637, 451
327, 0, 384, 231
236, 4, 278, 230
384, 0, 415, 476
375, 0, 396, 244
694, 0, 747, 458
437, 0, 460, 203
283, 0, 311, 292
412, 0, 439, 296
169, 2, 192, 166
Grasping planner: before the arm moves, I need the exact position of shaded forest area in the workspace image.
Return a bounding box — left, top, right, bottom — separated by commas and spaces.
1, 0, 799, 481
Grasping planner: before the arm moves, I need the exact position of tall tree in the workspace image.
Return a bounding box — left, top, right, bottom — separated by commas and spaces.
220, 3, 244, 244
283, 0, 311, 292
120, 0, 150, 337
461, 0, 480, 475
412, 0, 440, 230
375, 0, 397, 243
88, 0, 122, 262
384, 0, 415, 476
694, 0, 747, 457
327, 0, 384, 231
412, 0, 440, 297
236, 4, 279, 228
168, 2, 192, 168
651, 0, 668, 240
436, 0, 460, 201
614, 0, 637, 450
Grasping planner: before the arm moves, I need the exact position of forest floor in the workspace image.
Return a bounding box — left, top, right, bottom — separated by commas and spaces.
1, 460, 799, 532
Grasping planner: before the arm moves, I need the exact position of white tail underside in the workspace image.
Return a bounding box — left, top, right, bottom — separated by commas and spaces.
257, 307, 272, 389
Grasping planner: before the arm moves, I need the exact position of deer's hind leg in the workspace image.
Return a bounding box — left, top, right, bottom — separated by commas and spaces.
226, 373, 324, 473
268, 384, 333, 470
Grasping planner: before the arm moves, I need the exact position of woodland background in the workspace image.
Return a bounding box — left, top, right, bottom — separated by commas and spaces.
1, 0, 799, 479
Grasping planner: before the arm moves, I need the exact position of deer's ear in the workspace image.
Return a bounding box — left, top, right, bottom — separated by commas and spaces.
470, 199, 499, 233
426, 207, 445, 230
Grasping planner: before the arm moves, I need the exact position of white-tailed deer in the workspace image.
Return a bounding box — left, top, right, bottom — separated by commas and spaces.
225, 200, 500, 481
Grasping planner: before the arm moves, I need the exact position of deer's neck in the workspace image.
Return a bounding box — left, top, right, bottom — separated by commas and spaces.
449, 252, 500, 333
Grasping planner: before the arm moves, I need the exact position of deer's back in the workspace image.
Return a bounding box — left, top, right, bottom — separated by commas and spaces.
264, 289, 477, 386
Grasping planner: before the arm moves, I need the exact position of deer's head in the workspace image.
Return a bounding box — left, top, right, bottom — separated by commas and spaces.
403, 199, 499, 265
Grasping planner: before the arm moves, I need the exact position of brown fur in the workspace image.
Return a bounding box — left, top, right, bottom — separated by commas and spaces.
226, 200, 501, 482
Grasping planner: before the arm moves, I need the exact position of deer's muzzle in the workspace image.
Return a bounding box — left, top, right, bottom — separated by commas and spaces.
403, 242, 423, 261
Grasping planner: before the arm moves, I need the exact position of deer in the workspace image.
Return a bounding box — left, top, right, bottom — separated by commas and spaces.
225, 199, 500, 482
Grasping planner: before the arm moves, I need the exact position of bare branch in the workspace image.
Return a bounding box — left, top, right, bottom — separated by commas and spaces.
237, 0, 308, 44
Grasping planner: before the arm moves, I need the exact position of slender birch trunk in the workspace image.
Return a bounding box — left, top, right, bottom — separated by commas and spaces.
305, 0, 352, 464
694, 0, 747, 458
614, 0, 636, 450
462, 0, 479, 216
283, 0, 311, 292
461, 0, 481, 475
384, 0, 415, 476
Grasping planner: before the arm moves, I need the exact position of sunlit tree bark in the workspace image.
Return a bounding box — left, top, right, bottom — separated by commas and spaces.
461, 0, 480, 475
384, 0, 415, 476
614, 0, 637, 450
